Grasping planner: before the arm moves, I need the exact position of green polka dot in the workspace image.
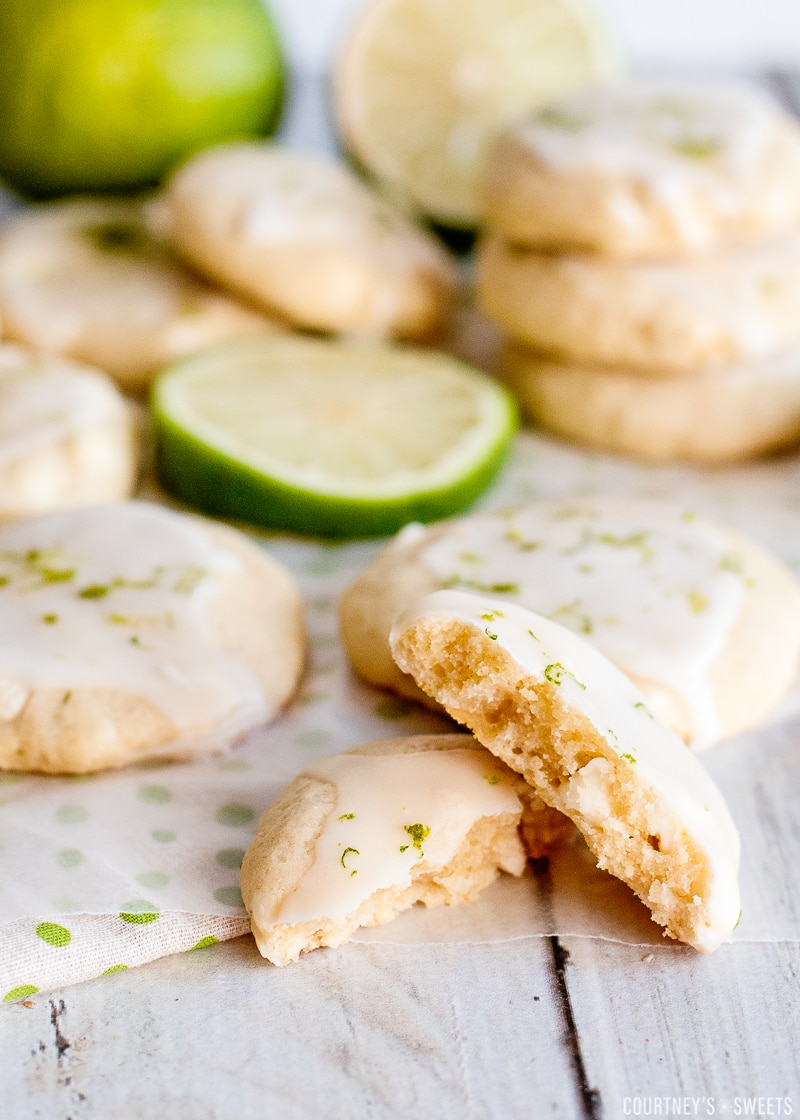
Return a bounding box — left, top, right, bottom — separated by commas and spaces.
215, 802, 254, 827
35, 922, 71, 948
213, 886, 244, 909
216, 759, 251, 772
136, 871, 169, 889
215, 848, 245, 870
295, 729, 332, 750
56, 804, 88, 824
119, 899, 159, 924
192, 936, 219, 950
3, 984, 38, 1002
57, 849, 84, 868
151, 829, 176, 843
137, 784, 171, 804
375, 699, 413, 720
101, 964, 129, 975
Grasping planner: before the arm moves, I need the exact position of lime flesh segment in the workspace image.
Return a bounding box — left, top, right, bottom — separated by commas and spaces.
152, 337, 519, 538
335, 0, 621, 227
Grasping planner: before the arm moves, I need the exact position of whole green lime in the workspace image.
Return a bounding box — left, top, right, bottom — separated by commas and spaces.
0, 0, 285, 197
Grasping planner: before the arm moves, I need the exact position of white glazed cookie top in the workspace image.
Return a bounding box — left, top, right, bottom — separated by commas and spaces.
178, 144, 451, 276
517, 80, 799, 245
418, 500, 749, 748
390, 589, 742, 952
521, 80, 785, 183
0, 502, 266, 747
0, 346, 125, 468
277, 747, 523, 924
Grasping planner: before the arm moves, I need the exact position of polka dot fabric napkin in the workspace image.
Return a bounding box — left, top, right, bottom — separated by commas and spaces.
3, 433, 800, 998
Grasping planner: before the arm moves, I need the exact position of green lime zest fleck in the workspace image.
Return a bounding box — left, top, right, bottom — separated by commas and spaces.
60, 690, 72, 706
0, 576, 8, 587
446, 576, 520, 595
130, 635, 142, 647
621, 753, 637, 764
340, 846, 359, 869
484, 627, 498, 640
484, 773, 501, 786
38, 567, 76, 585
41, 613, 58, 625
403, 822, 430, 857
173, 566, 209, 594
338, 812, 355, 821
527, 628, 540, 642
3, 984, 39, 1002
671, 136, 721, 159
544, 663, 586, 689
399, 844, 409, 853
634, 701, 654, 719
734, 908, 742, 929
598, 532, 653, 562
688, 590, 708, 614
480, 610, 504, 621
78, 584, 109, 599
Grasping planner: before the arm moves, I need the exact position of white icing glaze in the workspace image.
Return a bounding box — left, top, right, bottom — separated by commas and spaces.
518, 80, 797, 248
0, 347, 123, 468
418, 500, 748, 748
228, 148, 449, 277
390, 589, 741, 952
277, 748, 524, 924
0, 502, 267, 748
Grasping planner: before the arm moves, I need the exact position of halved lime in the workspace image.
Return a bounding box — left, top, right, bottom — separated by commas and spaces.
334, 0, 622, 228
151, 337, 518, 538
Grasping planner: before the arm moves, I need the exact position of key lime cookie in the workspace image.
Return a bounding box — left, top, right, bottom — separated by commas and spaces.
162, 143, 457, 339
0, 344, 138, 518
485, 80, 800, 259
241, 733, 537, 965
390, 591, 742, 953
476, 233, 800, 373
0, 198, 278, 393
339, 498, 800, 749
0, 501, 304, 773
500, 340, 800, 464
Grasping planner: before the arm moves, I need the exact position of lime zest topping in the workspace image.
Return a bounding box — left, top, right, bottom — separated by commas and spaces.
634, 700, 654, 719
671, 136, 721, 159
338, 812, 355, 821
79, 584, 110, 600
447, 576, 521, 595
485, 627, 498, 640
527, 628, 540, 642
340, 846, 360, 869
484, 773, 501, 786
688, 590, 708, 614
403, 822, 430, 858
620, 753, 637, 764
480, 610, 504, 621
544, 662, 586, 689
41, 613, 58, 625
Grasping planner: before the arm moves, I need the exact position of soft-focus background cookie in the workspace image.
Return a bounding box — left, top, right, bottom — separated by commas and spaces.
0, 198, 278, 393
0, 344, 137, 518
390, 591, 741, 953
476, 233, 800, 372
163, 142, 457, 339
484, 79, 800, 259
0, 501, 305, 774
500, 340, 800, 463
340, 498, 800, 748
241, 733, 534, 966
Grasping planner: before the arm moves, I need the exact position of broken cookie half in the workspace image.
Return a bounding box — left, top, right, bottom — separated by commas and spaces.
390, 590, 741, 953
240, 733, 543, 966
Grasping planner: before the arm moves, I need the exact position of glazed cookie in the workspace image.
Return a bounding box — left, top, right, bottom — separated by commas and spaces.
0, 344, 137, 518
162, 142, 457, 339
0, 198, 278, 392
339, 498, 800, 748
241, 733, 536, 965
484, 80, 800, 259
0, 501, 304, 773
500, 340, 800, 464
476, 233, 800, 372
390, 591, 742, 952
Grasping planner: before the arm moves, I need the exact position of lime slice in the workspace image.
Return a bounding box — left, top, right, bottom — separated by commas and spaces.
334, 0, 621, 228
151, 337, 518, 538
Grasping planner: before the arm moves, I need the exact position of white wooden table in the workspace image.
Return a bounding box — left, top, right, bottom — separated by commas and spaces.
2, 74, 800, 1120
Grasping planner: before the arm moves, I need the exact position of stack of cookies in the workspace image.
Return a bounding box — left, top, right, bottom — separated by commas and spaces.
475, 79, 800, 464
